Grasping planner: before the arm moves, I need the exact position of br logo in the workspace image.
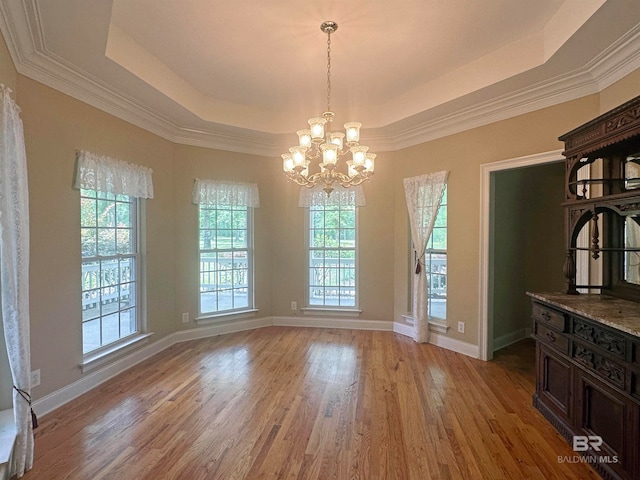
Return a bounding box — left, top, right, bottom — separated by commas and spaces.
573, 435, 603, 452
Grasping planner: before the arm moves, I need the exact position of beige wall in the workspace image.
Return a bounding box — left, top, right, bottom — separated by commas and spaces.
267, 150, 396, 320
18, 76, 177, 396
391, 96, 601, 345
0, 25, 639, 402
599, 68, 640, 113
172, 144, 277, 322
0, 29, 16, 90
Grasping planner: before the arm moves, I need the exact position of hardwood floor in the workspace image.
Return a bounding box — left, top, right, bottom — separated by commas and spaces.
25, 328, 599, 479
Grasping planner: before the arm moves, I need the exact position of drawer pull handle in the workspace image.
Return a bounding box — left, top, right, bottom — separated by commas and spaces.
545, 331, 556, 342
540, 311, 551, 321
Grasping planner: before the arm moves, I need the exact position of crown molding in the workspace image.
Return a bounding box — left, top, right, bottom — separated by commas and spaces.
374, 69, 600, 152
374, 23, 640, 152
1, 1, 640, 157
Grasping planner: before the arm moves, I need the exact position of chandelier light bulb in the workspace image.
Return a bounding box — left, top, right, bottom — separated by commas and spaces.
350, 145, 369, 167
321, 143, 339, 165
289, 146, 308, 167
308, 117, 326, 140
347, 160, 357, 177
282, 153, 294, 172
364, 153, 376, 172
297, 129, 312, 148
344, 122, 362, 143
328, 131, 345, 150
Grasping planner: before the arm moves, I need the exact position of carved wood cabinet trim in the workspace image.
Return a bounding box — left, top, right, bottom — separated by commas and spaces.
559, 95, 640, 297
531, 298, 640, 480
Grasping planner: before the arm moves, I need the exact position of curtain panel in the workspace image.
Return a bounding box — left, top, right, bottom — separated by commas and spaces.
0, 85, 33, 477
192, 179, 260, 207
297, 184, 366, 207
403, 171, 449, 343
74, 151, 154, 199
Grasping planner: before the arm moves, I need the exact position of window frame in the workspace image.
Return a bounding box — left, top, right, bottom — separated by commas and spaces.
80, 188, 143, 357
197, 203, 255, 317
305, 201, 359, 311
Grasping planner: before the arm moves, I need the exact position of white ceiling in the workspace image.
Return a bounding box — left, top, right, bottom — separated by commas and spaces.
1, 0, 640, 155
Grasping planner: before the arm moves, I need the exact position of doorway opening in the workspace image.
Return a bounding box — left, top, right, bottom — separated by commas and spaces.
479, 150, 564, 360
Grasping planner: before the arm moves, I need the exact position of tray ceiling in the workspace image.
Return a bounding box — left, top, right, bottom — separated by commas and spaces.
1, 0, 640, 155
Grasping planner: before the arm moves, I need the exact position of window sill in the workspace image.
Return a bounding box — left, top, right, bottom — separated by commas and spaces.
80, 332, 154, 373
301, 307, 362, 317
402, 313, 449, 334
196, 309, 259, 325
0, 408, 16, 469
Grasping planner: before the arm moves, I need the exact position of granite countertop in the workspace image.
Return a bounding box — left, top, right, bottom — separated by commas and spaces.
527, 292, 640, 338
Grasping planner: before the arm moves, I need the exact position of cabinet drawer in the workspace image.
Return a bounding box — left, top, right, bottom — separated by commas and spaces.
572, 342, 627, 391
572, 318, 626, 359
532, 302, 566, 331
535, 322, 569, 354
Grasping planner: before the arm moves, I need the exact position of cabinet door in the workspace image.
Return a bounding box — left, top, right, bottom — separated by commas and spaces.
575, 367, 640, 480
537, 343, 573, 421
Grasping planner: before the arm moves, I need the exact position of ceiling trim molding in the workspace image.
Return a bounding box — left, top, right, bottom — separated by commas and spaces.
374, 69, 599, 152
370, 23, 640, 152
1, 1, 639, 157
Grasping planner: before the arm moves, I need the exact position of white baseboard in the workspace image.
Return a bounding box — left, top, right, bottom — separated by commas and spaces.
33, 317, 272, 417
172, 317, 272, 343
393, 321, 415, 338
493, 327, 532, 352
429, 332, 479, 358
393, 322, 480, 358
33, 334, 175, 417
35, 316, 476, 417
273, 316, 393, 331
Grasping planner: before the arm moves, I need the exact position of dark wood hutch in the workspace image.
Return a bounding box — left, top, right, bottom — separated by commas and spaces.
530, 95, 640, 480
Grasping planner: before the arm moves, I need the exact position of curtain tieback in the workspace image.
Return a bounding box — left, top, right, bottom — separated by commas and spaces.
414, 251, 424, 275
13, 385, 38, 429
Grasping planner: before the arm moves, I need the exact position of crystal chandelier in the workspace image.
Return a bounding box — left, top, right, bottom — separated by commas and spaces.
282, 21, 375, 196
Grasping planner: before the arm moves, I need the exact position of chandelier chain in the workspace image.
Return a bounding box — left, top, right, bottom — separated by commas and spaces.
326, 30, 331, 113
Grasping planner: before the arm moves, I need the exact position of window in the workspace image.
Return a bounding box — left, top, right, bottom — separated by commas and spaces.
308, 201, 357, 307
425, 186, 447, 319
80, 189, 139, 354
199, 204, 252, 314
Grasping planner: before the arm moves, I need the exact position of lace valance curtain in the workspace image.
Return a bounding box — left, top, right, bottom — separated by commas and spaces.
298, 185, 366, 207
403, 170, 449, 343
74, 150, 154, 198
192, 179, 260, 207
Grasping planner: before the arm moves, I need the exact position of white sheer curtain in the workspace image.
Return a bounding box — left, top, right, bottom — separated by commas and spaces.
0, 85, 33, 477
403, 171, 448, 343
192, 179, 260, 207
298, 185, 366, 207
74, 150, 154, 198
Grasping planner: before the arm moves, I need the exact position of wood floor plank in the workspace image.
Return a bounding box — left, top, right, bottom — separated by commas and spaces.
24, 328, 601, 479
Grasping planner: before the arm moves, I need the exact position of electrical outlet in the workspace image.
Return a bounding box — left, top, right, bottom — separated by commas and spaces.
31, 369, 41, 388
457, 322, 465, 334
181, 312, 189, 323
291, 301, 297, 311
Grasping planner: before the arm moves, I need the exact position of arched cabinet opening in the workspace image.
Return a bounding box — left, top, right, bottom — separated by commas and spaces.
559, 100, 640, 302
